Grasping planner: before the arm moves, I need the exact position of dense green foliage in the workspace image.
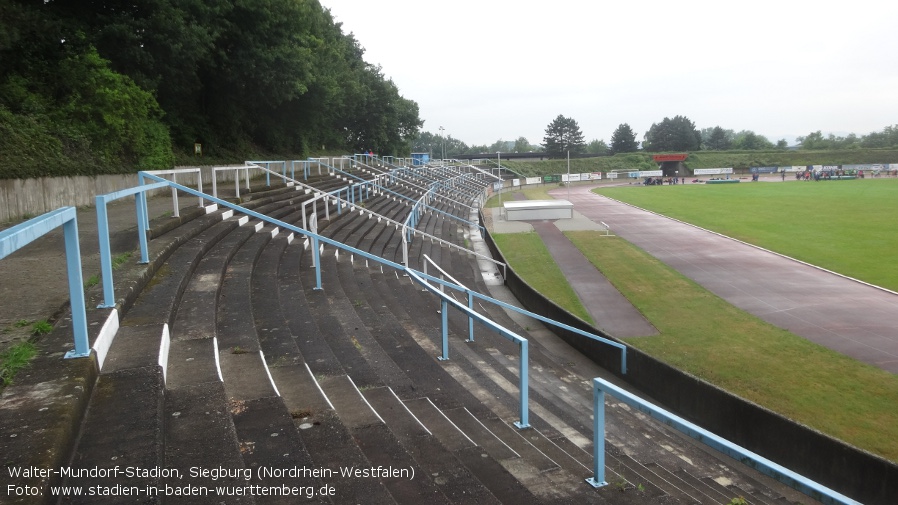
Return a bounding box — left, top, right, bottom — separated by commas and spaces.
702, 126, 732, 150
797, 127, 898, 150
731, 130, 774, 150
642, 115, 701, 152
0, 0, 422, 178
585, 138, 608, 155
411, 133, 543, 158
609, 123, 639, 154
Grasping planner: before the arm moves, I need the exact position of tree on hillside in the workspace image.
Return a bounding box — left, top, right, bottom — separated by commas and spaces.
609, 123, 639, 154
411, 131, 471, 158
586, 139, 609, 155
542, 115, 585, 158
731, 130, 773, 150
861, 125, 898, 148
643, 115, 701, 152
514, 136, 540, 152
703, 126, 733, 150
796, 130, 860, 150
489, 139, 514, 153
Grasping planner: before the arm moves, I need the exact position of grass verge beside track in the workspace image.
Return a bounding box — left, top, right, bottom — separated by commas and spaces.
491, 233, 593, 325
565, 231, 898, 463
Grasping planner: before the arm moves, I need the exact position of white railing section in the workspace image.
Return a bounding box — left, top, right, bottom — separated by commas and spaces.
141, 168, 204, 217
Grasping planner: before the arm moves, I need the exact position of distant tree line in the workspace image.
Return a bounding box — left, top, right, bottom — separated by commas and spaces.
0, 0, 422, 177
422, 113, 898, 161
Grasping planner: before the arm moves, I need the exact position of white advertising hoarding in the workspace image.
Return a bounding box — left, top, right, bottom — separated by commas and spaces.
694, 168, 734, 175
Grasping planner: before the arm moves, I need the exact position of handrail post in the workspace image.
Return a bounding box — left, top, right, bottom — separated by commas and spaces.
136, 191, 150, 264
402, 231, 409, 267
439, 299, 449, 361
63, 216, 91, 359
312, 236, 322, 290
96, 196, 116, 308
197, 171, 204, 207
514, 339, 530, 429
138, 172, 150, 230
587, 379, 608, 487
171, 173, 180, 217
467, 292, 475, 342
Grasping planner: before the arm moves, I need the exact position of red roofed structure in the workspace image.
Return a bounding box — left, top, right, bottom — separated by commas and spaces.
652, 154, 688, 162
652, 153, 689, 177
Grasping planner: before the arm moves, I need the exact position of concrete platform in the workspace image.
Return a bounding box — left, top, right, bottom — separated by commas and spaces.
503, 200, 573, 220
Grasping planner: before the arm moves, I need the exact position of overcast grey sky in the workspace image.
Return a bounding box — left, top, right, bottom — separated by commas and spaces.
323, 1, 898, 147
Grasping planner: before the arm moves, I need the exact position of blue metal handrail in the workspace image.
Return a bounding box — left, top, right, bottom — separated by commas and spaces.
415, 268, 627, 375
95, 181, 169, 308
0, 207, 90, 358
588, 377, 860, 505
407, 268, 530, 429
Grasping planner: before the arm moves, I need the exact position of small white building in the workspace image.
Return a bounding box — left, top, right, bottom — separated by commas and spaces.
503, 200, 573, 221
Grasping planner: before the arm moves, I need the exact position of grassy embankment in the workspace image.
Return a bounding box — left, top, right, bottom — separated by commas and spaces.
495, 149, 898, 178
486, 180, 898, 462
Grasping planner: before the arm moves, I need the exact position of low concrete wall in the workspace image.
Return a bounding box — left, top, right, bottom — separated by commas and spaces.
481, 211, 897, 505
0, 166, 248, 224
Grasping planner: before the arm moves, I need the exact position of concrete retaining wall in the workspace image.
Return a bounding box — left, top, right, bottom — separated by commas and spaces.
0, 166, 248, 224
480, 211, 897, 505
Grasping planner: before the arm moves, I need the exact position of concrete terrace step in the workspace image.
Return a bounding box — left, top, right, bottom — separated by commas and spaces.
317, 375, 450, 504
288, 406, 395, 504
60, 366, 165, 504
216, 231, 279, 401
161, 188, 311, 388
276, 250, 344, 379
363, 387, 502, 505
164, 381, 254, 504
229, 396, 331, 504
170, 224, 256, 341
300, 276, 384, 388
438, 406, 581, 502
401, 397, 476, 453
